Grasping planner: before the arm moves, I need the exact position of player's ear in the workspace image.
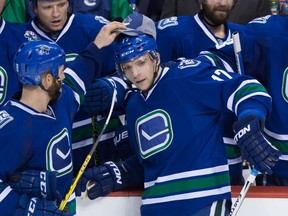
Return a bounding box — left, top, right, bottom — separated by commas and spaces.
42, 72, 53, 86
156, 52, 161, 65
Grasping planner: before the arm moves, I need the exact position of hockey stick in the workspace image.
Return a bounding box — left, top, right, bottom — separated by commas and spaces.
229, 168, 258, 216
232, 31, 244, 75
59, 81, 117, 210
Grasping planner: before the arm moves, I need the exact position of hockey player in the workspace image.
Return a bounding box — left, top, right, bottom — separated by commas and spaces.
155, 0, 244, 185
0, 21, 125, 215
25, 0, 134, 176
0, 0, 28, 107
206, 15, 288, 186
76, 13, 281, 215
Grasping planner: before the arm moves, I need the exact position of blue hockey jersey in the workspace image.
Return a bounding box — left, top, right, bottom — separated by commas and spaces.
22, 13, 125, 174
156, 14, 242, 62
204, 14, 288, 182
114, 57, 271, 215
0, 42, 103, 215
0, 19, 28, 107
155, 14, 245, 184
220, 16, 288, 180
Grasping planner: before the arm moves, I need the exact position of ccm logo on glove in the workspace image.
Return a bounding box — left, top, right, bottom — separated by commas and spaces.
28, 197, 37, 214
40, 171, 47, 198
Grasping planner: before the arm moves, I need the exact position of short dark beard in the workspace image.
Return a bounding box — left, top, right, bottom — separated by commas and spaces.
201, 4, 231, 26
48, 78, 62, 102
40, 77, 62, 102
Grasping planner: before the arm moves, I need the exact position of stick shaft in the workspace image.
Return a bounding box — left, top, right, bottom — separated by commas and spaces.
232, 31, 244, 75
59, 86, 117, 210
229, 168, 258, 216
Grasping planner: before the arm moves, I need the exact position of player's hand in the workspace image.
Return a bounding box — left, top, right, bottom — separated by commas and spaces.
8, 169, 62, 204
14, 194, 69, 216
83, 78, 115, 115
75, 161, 129, 200
94, 21, 126, 49
233, 115, 281, 175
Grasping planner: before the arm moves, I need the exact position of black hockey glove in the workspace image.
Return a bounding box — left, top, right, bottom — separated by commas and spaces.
14, 194, 69, 216
75, 161, 130, 200
233, 115, 281, 175
8, 169, 61, 204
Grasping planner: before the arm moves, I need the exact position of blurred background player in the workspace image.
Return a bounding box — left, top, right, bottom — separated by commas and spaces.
205, 14, 288, 186
70, 0, 133, 21
160, 0, 271, 24
0, 0, 29, 108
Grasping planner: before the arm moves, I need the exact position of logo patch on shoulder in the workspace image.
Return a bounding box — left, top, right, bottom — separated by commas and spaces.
157, 17, 178, 30
178, 59, 201, 69
0, 111, 14, 128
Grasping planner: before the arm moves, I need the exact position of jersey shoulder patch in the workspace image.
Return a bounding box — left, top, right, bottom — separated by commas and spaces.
0, 110, 14, 129
178, 58, 201, 69
157, 17, 178, 30
248, 15, 271, 24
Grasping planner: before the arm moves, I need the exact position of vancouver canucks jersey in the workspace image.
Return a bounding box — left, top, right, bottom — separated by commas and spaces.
120, 57, 271, 216
0, 43, 102, 215
22, 13, 123, 174
0, 19, 28, 107
245, 14, 288, 34
206, 17, 288, 181
155, 14, 242, 62
235, 22, 288, 180
155, 14, 244, 184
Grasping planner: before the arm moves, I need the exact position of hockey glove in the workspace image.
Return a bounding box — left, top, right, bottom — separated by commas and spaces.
14, 194, 69, 216
75, 161, 130, 200
233, 115, 281, 175
83, 78, 115, 116
8, 170, 61, 204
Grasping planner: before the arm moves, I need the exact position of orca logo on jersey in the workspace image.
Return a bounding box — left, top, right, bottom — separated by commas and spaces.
24, 30, 41, 41
157, 17, 178, 30
249, 15, 271, 24
136, 109, 173, 159
234, 124, 251, 142
0, 66, 8, 105
178, 59, 200, 69
46, 128, 73, 177
84, 0, 96, 7
0, 110, 14, 129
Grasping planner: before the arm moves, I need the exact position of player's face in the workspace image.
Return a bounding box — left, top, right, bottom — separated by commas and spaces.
34, 0, 69, 32
121, 54, 157, 91
201, 0, 233, 25
47, 65, 65, 101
